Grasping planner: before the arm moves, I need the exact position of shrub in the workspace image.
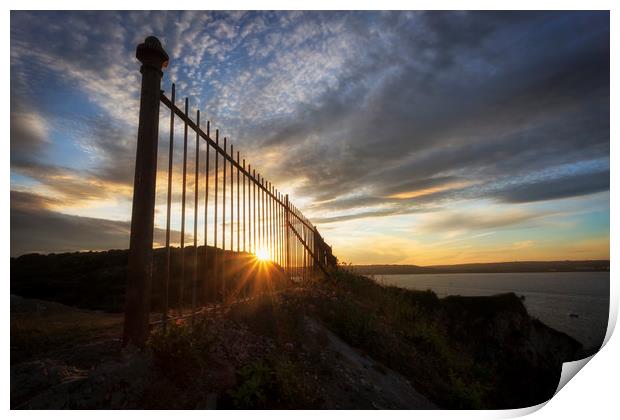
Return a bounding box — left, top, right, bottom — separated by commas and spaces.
229, 360, 273, 408
147, 320, 214, 380
229, 357, 311, 409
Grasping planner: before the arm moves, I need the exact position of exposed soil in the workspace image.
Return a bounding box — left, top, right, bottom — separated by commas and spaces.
11, 293, 434, 409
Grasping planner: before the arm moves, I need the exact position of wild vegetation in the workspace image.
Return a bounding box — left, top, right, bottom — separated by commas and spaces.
11, 253, 583, 409
11, 248, 288, 312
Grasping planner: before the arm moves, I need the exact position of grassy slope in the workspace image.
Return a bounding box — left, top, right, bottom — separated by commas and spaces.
145, 269, 583, 409
291, 270, 583, 408
11, 267, 583, 409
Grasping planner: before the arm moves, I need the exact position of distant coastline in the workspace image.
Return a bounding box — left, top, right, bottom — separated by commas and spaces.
349, 260, 610, 275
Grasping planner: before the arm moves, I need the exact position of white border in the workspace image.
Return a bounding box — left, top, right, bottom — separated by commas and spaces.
3, 2, 617, 419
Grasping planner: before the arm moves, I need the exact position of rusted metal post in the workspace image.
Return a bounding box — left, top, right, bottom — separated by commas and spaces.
192, 109, 200, 325
285, 194, 290, 280
237, 151, 240, 252
252, 168, 256, 254
204, 121, 210, 303
269, 184, 274, 261
179, 97, 189, 316
163, 83, 175, 330
222, 137, 227, 301
261, 177, 266, 254
243, 159, 246, 253
213, 131, 219, 300
230, 144, 234, 252
248, 164, 252, 253
123, 36, 169, 348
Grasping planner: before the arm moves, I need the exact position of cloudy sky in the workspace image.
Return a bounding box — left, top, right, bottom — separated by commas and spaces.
10, 11, 609, 264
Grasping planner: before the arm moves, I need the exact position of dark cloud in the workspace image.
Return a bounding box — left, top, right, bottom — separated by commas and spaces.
494, 170, 610, 204
10, 190, 179, 257
255, 11, 609, 218
11, 190, 132, 256
10, 111, 48, 166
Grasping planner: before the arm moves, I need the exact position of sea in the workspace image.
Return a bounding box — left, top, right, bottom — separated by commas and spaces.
375, 272, 610, 350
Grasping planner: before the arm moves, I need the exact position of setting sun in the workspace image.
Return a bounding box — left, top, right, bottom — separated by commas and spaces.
255, 248, 270, 261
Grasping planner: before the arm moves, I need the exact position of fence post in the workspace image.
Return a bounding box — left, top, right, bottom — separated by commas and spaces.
285, 194, 291, 281
123, 36, 169, 348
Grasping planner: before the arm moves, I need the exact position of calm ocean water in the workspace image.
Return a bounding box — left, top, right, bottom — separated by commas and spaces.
377, 272, 610, 350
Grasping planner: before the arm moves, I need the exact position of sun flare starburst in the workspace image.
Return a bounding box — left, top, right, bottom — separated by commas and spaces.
256, 248, 270, 261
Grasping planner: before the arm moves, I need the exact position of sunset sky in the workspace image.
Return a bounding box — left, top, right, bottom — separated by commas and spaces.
10, 11, 609, 265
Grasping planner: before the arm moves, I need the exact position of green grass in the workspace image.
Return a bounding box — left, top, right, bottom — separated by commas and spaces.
11, 266, 575, 409
147, 321, 216, 381
228, 357, 309, 409
303, 267, 562, 409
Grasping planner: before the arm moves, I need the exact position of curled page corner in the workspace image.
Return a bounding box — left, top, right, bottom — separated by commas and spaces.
552, 281, 618, 398
554, 354, 595, 396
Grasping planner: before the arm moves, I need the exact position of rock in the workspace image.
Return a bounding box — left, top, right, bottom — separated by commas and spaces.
10, 359, 87, 407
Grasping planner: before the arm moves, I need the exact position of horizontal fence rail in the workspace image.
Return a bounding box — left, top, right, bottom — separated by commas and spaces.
123, 36, 337, 347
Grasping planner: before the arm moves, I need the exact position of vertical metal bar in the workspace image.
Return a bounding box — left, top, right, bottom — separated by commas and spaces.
192, 109, 200, 324
268, 183, 272, 260
299, 209, 302, 279
274, 190, 278, 265
282, 194, 285, 269
268, 184, 272, 260
265, 181, 269, 259
213, 130, 219, 302
280, 193, 283, 267
274, 190, 278, 264
270, 185, 277, 262
204, 121, 210, 303
257, 173, 261, 254
277, 192, 281, 267
294, 209, 296, 279
237, 151, 240, 252
253, 169, 256, 255
261, 177, 265, 255
265, 179, 268, 257
222, 137, 227, 301
277, 192, 281, 266
267, 183, 270, 259
295, 208, 303, 279
248, 164, 249, 253
243, 159, 246, 253
230, 144, 234, 252
163, 83, 175, 329
179, 97, 189, 316
304, 213, 308, 280
303, 224, 307, 282
285, 194, 290, 280
257, 174, 261, 255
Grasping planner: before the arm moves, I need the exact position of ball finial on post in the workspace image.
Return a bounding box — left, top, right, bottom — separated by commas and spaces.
136, 35, 169, 72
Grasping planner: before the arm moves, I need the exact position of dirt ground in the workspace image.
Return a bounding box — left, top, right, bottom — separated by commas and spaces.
10, 293, 435, 409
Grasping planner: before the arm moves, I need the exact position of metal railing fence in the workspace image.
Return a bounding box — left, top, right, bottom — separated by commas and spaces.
123, 36, 336, 347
